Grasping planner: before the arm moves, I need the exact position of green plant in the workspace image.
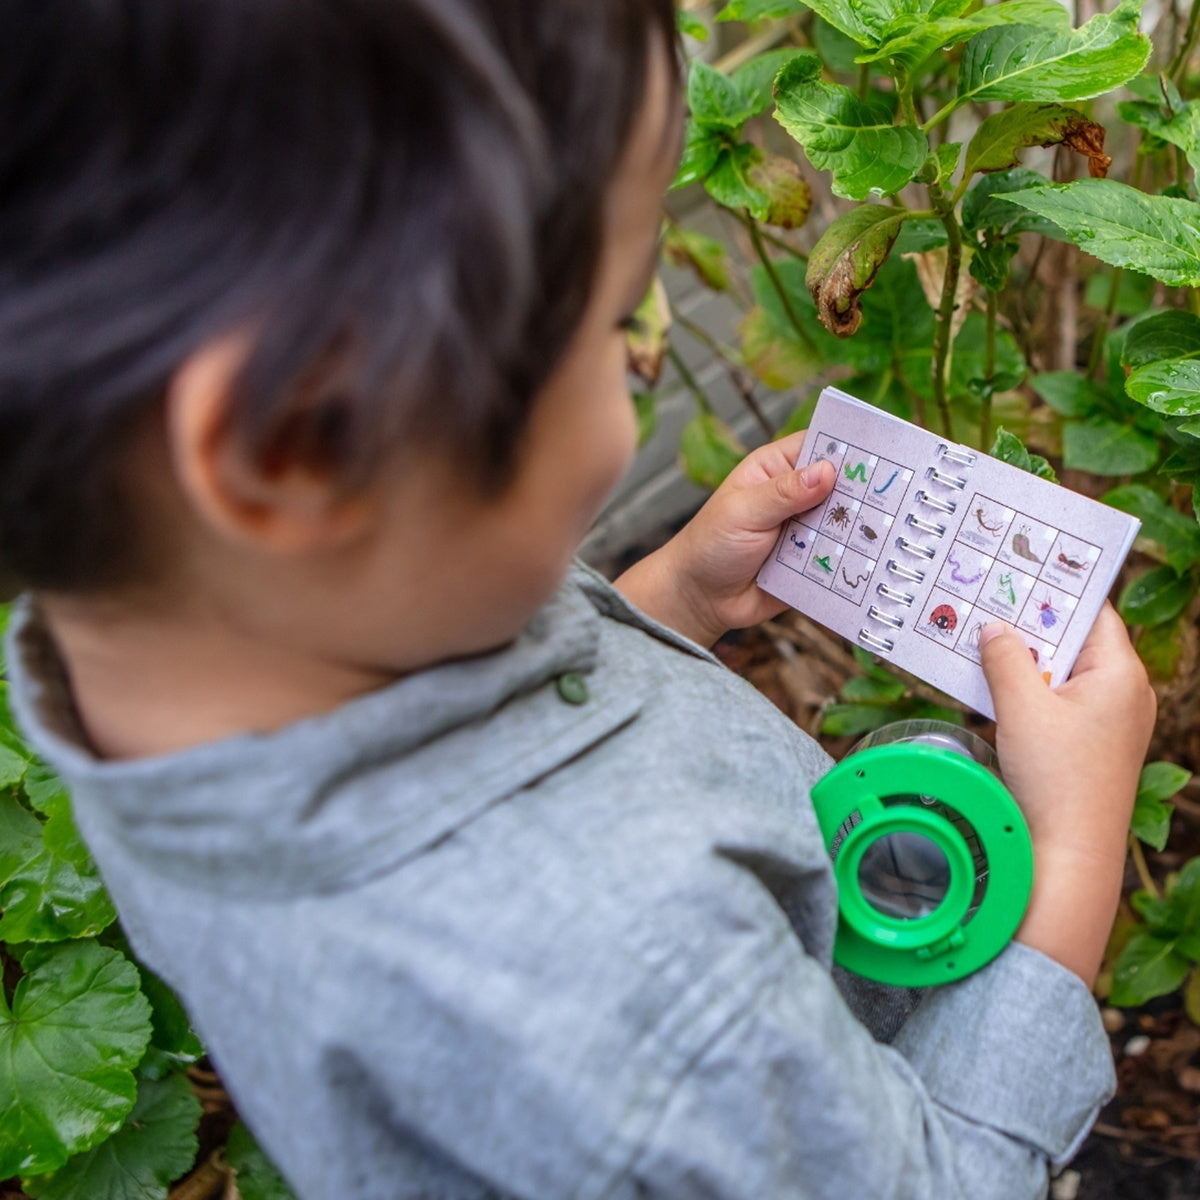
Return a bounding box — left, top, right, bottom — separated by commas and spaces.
653, 0, 1200, 1019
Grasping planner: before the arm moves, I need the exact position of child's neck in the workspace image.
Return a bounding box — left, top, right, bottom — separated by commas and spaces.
38, 597, 396, 761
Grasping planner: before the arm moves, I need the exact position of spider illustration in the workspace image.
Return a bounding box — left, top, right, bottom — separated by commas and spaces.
825, 502, 852, 530
1035, 593, 1059, 629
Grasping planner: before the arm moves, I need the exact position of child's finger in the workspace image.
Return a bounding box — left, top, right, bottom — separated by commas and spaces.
1064, 603, 1132, 679
729, 459, 833, 532
979, 622, 1047, 725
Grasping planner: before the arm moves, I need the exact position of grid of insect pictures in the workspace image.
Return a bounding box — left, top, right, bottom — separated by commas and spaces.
916, 490, 1101, 679
772, 432, 913, 605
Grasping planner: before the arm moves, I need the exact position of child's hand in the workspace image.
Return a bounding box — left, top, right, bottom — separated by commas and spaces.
979, 606, 1156, 983
614, 431, 834, 646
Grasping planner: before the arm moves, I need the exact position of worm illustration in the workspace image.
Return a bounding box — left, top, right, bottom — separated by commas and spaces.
842, 567, 869, 588
946, 549, 984, 586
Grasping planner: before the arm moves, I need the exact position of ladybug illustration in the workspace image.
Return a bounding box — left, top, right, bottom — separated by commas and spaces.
928, 603, 957, 634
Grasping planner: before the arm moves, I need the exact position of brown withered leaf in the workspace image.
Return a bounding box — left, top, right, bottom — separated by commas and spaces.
1063, 116, 1112, 178
806, 205, 906, 337
625, 275, 671, 386
746, 153, 813, 230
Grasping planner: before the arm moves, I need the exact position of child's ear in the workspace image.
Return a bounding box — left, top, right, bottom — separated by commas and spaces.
165, 333, 373, 554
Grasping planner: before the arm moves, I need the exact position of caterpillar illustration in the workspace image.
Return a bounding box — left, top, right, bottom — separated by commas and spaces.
946, 549, 984, 586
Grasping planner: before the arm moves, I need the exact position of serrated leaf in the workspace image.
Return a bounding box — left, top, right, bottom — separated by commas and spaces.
1110, 930, 1191, 1005
1118, 564, 1195, 627
858, 1, 1071, 73
1063, 415, 1159, 476
1122, 309, 1200, 368
23, 1073, 201, 1200
1005, 180, 1200, 287
805, 205, 907, 336
679, 413, 746, 490
704, 144, 771, 219
1118, 96, 1200, 176
672, 120, 724, 190
687, 60, 757, 132
774, 57, 928, 200
963, 103, 1108, 180
989, 428, 1057, 481
0, 791, 116, 943
956, 0, 1150, 106
0, 942, 152, 1178
1102, 483, 1200, 572
961, 168, 1060, 236
1126, 358, 1200, 416
731, 48, 817, 117
226, 1122, 298, 1200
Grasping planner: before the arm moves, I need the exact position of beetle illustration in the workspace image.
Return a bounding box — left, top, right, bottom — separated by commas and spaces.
1035, 593, 1059, 630
825, 502, 852, 530
858, 521, 878, 542
928, 603, 958, 634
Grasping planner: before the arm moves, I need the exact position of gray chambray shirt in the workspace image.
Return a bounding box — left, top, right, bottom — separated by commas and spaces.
7, 563, 1115, 1200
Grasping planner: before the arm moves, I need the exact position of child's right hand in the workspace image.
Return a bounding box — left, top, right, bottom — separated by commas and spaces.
979, 606, 1156, 984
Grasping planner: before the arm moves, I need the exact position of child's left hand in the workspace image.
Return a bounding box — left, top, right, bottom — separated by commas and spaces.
614, 431, 834, 647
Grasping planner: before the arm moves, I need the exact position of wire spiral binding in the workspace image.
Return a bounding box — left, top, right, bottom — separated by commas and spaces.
858, 440, 977, 657
876, 582, 915, 606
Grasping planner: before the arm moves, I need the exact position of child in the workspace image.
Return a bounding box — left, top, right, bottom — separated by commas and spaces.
3, 2, 1156, 1197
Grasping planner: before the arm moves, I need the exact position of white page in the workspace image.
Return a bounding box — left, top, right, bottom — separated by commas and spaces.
756, 387, 1141, 718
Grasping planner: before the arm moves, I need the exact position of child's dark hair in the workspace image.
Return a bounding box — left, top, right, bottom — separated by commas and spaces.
0, 0, 678, 593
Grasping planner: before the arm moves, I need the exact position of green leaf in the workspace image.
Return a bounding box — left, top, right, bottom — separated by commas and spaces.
0, 791, 116, 943
663, 227, 731, 292
1126, 358, 1200, 416
731, 48, 817, 116
821, 702, 908, 737
805, 204, 907, 335
1005, 180, 1200, 287
1102, 483, 1200, 572
677, 11, 709, 42
963, 103, 1102, 179
956, 0, 1150, 105
961, 168, 1059, 236
1122, 309, 1200, 368
858, 1, 1071, 73
716, 0, 805, 20
672, 120, 724, 190
23, 1073, 201, 1200
1118, 96, 1200, 177
989, 428, 1057, 481
1063, 415, 1159, 476
840, 674, 907, 704
1131, 762, 1192, 851
1110, 930, 1192, 1005
814, 15, 863, 73
633, 391, 656, 448
679, 413, 746, 490
1117, 564, 1195, 627
1031, 371, 1107, 417
226, 1122, 299, 1200
774, 56, 928, 200
1135, 613, 1187, 681
739, 306, 822, 389
687, 60, 757, 132
1084, 269, 1156, 318
1163, 858, 1200, 937
704, 144, 771, 219
1131, 789, 1174, 851
0, 942, 153, 1178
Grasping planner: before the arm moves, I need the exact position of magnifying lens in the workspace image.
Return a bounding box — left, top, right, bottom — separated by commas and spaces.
810, 719, 1033, 987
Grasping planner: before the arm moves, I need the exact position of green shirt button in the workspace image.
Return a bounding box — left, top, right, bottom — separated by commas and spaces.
555, 672, 589, 705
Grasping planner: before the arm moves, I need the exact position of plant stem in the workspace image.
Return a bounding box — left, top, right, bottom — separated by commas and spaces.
1169, 0, 1200, 85
740, 212, 818, 354
858, 62, 870, 102
1128, 833, 1161, 900
667, 343, 714, 416
1086, 268, 1121, 379
929, 184, 963, 439
757, 227, 808, 260
981, 288, 997, 452
921, 96, 959, 135
674, 313, 775, 438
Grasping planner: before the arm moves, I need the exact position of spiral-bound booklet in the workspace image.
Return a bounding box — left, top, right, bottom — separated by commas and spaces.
756, 386, 1141, 719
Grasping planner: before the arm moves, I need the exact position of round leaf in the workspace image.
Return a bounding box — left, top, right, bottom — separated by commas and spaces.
227, 1121, 298, 1200
23, 1073, 201, 1200
1126, 358, 1200, 416
1110, 931, 1191, 1006
678, 414, 746, 491
0, 942, 152, 1178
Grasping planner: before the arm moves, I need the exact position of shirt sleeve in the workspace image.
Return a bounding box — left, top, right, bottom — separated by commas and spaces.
624, 940, 1114, 1200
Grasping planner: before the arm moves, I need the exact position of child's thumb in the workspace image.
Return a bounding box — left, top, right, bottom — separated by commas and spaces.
978, 622, 1046, 723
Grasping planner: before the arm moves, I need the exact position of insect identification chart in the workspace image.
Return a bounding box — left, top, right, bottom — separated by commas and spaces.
757, 387, 1141, 718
